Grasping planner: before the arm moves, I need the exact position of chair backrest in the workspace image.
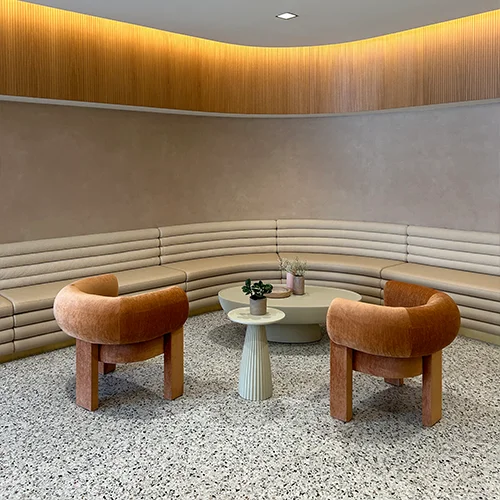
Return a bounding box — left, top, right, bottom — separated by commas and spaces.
54, 274, 189, 345
384, 280, 438, 308
407, 226, 500, 276
0, 228, 161, 289
277, 219, 407, 261
328, 284, 460, 358
159, 220, 277, 264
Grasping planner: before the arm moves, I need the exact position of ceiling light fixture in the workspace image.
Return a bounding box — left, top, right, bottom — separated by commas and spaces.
276, 12, 298, 21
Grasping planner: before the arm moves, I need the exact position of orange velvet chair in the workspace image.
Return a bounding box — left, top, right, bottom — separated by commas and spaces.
327, 281, 461, 426
54, 274, 189, 411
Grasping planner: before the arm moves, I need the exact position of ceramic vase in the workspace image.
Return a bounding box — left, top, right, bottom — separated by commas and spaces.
286, 272, 305, 295
250, 297, 267, 315
293, 275, 305, 295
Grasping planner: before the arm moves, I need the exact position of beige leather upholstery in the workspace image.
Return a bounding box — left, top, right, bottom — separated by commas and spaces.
112, 267, 186, 295
158, 221, 281, 311
0, 220, 498, 359
277, 220, 408, 261
165, 254, 282, 312
407, 226, 500, 276
279, 253, 403, 304
0, 295, 14, 356
0, 229, 186, 357
384, 224, 500, 330
0, 295, 12, 318
381, 264, 499, 300
276, 220, 408, 304
382, 263, 500, 338
0, 228, 161, 289
159, 220, 277, 263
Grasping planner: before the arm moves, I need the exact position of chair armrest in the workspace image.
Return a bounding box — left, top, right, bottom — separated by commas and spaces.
327, 293, 460, 358
55, 283, 189, 345
327, 298, 413, 357
119, 286, 189, 344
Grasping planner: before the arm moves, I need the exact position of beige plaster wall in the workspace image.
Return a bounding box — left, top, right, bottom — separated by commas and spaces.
0, 100, 498, 243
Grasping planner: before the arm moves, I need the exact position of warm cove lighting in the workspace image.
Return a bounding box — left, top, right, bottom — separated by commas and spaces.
1, 0, 498, 114
276, 12, 298, 20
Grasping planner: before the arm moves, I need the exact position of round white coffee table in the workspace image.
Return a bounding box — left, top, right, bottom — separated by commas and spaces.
220, 285, 362, 343
228, 307, 285, 401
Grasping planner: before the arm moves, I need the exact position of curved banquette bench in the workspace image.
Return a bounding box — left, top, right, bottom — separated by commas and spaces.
0, 219, 498, 361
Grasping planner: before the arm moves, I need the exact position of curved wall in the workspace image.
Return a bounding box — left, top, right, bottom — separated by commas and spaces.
0, 99, 498, 243
0, 1, 499, 114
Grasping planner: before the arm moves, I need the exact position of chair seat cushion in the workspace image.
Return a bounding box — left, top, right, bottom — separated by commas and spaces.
164, 254, 281, 281
279, 252, 403, 278
0, 267, 186, 314
381, 263, 500, 301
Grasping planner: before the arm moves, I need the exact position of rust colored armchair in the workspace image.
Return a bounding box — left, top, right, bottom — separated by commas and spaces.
327, 281, 461, 426
54, 274, 189, 411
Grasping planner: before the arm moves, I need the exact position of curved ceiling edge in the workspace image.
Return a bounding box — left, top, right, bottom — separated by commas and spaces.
1, 2, 499, 114
2, 95, 499, 120
22, 0, 500, 48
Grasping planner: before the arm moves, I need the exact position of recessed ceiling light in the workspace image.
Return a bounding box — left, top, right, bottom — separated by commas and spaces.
276, 12, 298, 21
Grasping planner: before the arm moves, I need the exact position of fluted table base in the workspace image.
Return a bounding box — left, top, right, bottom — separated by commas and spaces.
238, 324, 272, 400
228, 307, 285, 401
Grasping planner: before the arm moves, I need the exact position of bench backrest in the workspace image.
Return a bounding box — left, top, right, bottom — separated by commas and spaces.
277, 219, 408, 261
159, 220, 277, 264
0, 229, 160, 289
407, 226, 500, 276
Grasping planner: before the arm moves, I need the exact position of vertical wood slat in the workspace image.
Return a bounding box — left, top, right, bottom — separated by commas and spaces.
0, 1, 498, 114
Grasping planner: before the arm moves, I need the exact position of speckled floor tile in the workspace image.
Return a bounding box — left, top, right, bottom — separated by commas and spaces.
0, 311, 498, 499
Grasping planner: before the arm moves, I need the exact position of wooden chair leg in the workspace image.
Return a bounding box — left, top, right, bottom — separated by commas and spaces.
164, 327, 184, 400
385, 378, 404, 386
76, 339, 99, 411
330, 341, 353, 422
422, 351, 442, 427
98, 362, 116, 374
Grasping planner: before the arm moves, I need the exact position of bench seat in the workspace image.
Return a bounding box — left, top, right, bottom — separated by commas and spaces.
279, 252, 403, 304
0, 267, 187, 356
0, 296, 14, 357
1, 219, 498, 360
0, 227, 186, 358
382, 263, 500, 340
164, 254, 282, 312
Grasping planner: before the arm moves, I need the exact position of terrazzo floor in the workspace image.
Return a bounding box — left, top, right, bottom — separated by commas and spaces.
0, 311, 499, 500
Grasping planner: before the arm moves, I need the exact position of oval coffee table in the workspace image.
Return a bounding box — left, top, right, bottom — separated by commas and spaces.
228, 307, 285, 401
219, 285, 362, 343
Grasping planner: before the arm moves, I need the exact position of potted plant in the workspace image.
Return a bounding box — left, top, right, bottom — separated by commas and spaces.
280, 257, 307, 295
242, 279, 273, 315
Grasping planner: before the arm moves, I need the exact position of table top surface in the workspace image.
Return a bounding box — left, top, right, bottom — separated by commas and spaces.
228, 307, 286, 326
219, 285, 361, 309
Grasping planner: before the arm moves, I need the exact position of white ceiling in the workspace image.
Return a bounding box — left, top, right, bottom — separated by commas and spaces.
23, 0, 500, 47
